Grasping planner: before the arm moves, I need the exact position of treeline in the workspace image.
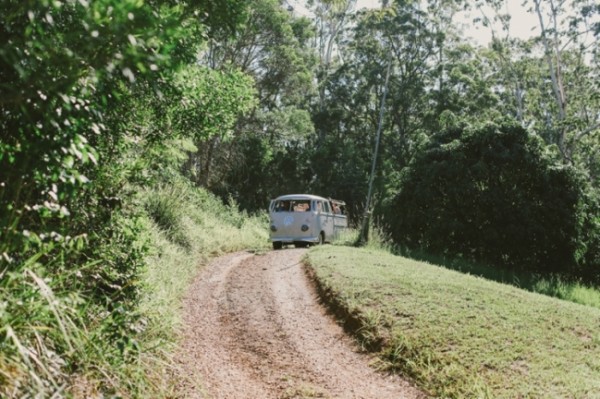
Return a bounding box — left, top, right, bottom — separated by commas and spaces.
194, 0, 599, 282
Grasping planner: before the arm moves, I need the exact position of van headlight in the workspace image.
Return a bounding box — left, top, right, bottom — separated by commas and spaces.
270, 225, 277, 232
301, 224, 309, 232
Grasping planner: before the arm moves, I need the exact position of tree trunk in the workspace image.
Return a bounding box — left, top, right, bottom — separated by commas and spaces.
534, 0, 569, 162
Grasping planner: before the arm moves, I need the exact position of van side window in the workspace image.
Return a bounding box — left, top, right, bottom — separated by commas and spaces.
275, 200, 290, 212
292, 200, 311, 212
323, 201, 331, 214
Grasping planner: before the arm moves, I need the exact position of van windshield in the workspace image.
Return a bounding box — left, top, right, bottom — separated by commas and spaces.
273, 199, 312, 212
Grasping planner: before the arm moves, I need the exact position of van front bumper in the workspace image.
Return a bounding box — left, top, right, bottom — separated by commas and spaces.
269, 236, 319, 244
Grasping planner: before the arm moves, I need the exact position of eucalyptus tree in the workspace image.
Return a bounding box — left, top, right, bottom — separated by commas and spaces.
205, 0, 315, 110
308, 0, 357, 69
193, 0, 318, 209
306, 0, 358, 114
347, 2, 440, 193
528, 0, 600, 163
474, 0, 599, 173
284, 0, 443, 218
423, 0, 470, 122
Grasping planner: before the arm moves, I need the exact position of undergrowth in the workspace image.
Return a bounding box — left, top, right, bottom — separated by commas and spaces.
0, 174, 269, 398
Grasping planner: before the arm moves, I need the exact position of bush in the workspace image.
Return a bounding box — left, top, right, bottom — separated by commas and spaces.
0, 206, 149, 398
387, 122, 598, 279
144, 185, 192, 249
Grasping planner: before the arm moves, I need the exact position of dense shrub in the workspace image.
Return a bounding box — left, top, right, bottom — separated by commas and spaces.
0, 0, 253, 396
387, 122, 599, 280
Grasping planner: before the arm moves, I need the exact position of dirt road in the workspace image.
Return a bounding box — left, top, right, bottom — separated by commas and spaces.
178, 248, 424, 399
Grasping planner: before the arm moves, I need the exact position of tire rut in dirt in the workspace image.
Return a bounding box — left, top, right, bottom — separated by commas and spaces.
221, 250, 326, 395
179, 249, 424, 399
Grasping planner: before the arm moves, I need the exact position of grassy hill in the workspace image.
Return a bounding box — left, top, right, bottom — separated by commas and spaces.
0, 179, 270, 398
305, 245, 600, 398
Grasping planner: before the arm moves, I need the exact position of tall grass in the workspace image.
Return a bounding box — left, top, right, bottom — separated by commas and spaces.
531, 276, 600, 309
0, 177, 269, 398
144, 184, 192, 249
0, 213, 154, 398
0, 263, 83, 397
334, 225, 395, 253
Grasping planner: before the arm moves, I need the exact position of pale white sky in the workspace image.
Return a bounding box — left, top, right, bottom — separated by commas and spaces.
354, 0, 539, 44
290, 0, 542, 45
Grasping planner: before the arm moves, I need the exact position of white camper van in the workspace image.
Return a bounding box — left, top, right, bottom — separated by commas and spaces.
269, 194, 348, 250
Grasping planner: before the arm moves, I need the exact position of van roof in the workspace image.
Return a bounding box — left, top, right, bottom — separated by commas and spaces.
273, 194, 326, 201
272, 194, 345, 205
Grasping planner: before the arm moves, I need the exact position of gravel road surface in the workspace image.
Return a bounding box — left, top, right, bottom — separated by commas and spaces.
178, 248, 424, 399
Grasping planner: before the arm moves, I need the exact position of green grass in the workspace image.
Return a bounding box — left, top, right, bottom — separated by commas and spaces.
0, 181, 270, 398
305, 245, 600, 398
396, 248, 600, 310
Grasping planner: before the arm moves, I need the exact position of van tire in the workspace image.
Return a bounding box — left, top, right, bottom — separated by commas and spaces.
273, 241, 283, 250
317, 232, 324, 245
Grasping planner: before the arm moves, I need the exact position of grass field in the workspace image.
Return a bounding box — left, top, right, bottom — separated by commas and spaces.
305, 245, 600, 398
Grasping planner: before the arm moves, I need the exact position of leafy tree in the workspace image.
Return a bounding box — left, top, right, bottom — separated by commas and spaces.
205, 0, 315, 109
195, 0, 317, 208
306, 0, 358, 114
172, 65, 257, 186
0, 0, 251, 395
387, 121, 598, 279
307, 1, 440, 213
474, 0, 600, 173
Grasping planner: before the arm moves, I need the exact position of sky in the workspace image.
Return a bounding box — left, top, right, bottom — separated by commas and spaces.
354, 0, 539, 44
288, 0, 544, 45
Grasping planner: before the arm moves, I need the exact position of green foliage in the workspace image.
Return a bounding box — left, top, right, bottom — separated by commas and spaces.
387, 122, 598, 279
183, 0, 319, 201
0, 0, 186, 249
0, 0, 252, 396
172, 65, 257, 142
208, 0, 316, 108
260, 107, 316, 143
306, 136, 371, 222
215, 130, 371, 216
212, 135, 274, 210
